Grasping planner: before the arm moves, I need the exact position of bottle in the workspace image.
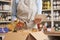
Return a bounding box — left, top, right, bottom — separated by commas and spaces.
53, 1, 57, 9
58, 24, 60, 31
47, 1, 51, 9
56, 11, 59, 16
43, 22, 47, 32
44, 1, 47, 9
55, 24, 59, 31
58, 27, 60, 31
56, 11, 59, 20
54, 12, 56, 20
43, 25, 47, 32
57, 1, 60, 9
47, 14, 51, 20
0, 4, 2, 10
3, 4, 10, 10
57, 5, 59, 9
43, 1, 45, 9
57, 1, 60, 5
6, 16, 11, 21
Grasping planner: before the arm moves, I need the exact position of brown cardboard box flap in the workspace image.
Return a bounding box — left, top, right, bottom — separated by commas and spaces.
29, 32, 49, 40
4, 32, 29, 40
4, 31, 49, 40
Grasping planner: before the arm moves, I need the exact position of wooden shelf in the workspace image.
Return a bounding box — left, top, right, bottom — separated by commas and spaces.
42, 20, 51, 22
0, 0, 11, 3
0, 21, 11, 23
0, 10, 11, 12
42, 9, 51, 11
53, 9, 60, 11
44, 31, 60, 36
53, 19, 60, 22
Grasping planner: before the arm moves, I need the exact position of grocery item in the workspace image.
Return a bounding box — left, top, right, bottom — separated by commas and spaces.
47, 14, 51, 20
55, 24, 59, 31
47, 28, 51, 32
42, 0, 51, 9
53, 1, 57, 9
8, 23, 15, 31
0, 27, 9, 33
6, 16, 11, 21
3, 4, 10, 10
4, 27, 9, 33
16, 21, 24, 30
37, 24, 43, 31
57, 1, 60, 9
0, 4, 2, 10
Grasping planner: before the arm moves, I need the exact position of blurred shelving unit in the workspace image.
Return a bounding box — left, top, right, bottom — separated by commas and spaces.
0, 0, 13, 23
0, 0, 13, 39
42, 0, 60, 36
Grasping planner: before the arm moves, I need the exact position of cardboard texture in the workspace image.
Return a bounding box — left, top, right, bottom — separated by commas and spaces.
4, 32, 29, 40
26, 34, 36, 40
30, 32, 49, 40
4, 31, 49, 40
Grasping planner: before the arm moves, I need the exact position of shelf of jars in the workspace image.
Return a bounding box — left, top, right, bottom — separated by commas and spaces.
0, 0, 12, 23
42, 0, 60, 36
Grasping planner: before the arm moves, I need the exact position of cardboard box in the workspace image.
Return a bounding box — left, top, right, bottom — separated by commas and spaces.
4, 31, 29, 40
4, 31, 49, 40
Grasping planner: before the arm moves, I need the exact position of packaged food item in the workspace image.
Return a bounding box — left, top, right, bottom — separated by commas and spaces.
6, 16, 11, 21
57, 1, 60, 9
0, 4, 2, 10
47, 28, 51, 32
47, 1, 51, 9
16, 21, 24, 30
0, 13, 2, 21
55, 24, 59, 31
42, 1, 51, 9
3, 4, 10, 10
51, 27, 55, 32
43, 25, 47, 32
4, 27, 9, 33
0, 27, 9, 33
53, 1, 57, 9
8, 24, 15, 31
47, 14, 51, 20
